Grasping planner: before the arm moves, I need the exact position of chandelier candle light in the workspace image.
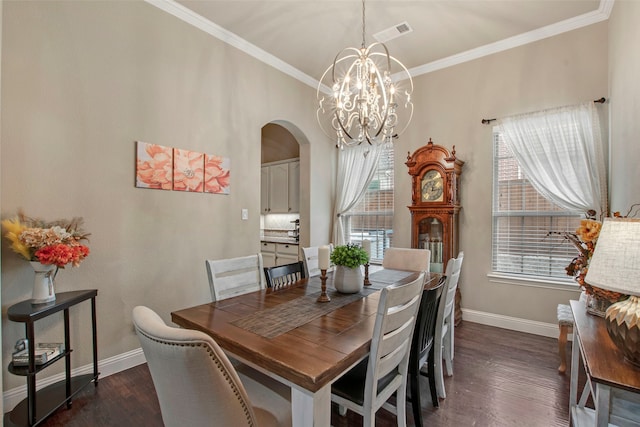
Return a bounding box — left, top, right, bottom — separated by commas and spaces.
584, 218, 640, 367
316, 0, 413, 149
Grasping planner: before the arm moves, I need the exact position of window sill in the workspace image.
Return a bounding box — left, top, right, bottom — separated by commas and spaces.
487, 272, 582, 292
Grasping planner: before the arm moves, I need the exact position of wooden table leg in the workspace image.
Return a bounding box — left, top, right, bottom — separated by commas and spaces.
558, 324, 570, 373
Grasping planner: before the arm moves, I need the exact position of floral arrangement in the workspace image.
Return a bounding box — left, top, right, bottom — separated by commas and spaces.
2, 211, 90, 268
558, 210, 625, 303
330, 243, 369, 269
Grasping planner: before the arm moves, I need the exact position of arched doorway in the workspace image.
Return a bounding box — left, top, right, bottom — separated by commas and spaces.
260, 121, 311, 252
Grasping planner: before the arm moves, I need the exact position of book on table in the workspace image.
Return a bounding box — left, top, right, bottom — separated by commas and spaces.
12, 342, 64, 366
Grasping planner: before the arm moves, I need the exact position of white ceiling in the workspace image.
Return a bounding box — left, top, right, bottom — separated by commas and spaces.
153, 0, 612, 88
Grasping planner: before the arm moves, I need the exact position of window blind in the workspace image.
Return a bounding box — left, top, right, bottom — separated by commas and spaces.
492, 132, 582, 279
344, 142, 394, 263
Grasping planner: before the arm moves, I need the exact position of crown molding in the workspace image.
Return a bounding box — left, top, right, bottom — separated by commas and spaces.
145, 0, 319, 89
147, 0, 614, 88
408, 0, 614, 78
599, 0, 615, 17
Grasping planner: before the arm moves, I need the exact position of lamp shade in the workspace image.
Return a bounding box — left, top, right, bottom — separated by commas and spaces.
584, 218, 640, 296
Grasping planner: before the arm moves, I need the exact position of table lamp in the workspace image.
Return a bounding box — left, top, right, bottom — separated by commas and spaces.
584, 218, 640, 367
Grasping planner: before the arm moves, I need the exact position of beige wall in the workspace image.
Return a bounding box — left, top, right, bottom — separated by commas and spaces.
392, 22, 609, 323
609, 0, 640, 212
0, 1, 333, 390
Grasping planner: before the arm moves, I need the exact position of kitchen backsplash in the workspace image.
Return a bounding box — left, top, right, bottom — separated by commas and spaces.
261, 213, 299, 238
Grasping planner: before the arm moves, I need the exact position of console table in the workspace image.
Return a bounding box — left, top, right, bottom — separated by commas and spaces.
569, 299, 640, 426
4, 290, 99, 427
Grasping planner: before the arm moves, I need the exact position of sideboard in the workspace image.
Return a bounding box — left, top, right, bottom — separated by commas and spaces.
4, 290, 99, 427
569, 299, 640, 426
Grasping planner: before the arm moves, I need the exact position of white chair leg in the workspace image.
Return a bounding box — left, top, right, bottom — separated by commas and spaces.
443, 319, 454, 376
363, 408, 375, 427
396, 385, 407, 427
434, 340, 446, 399
443, 338, 453, 377
449, 314, 455, 361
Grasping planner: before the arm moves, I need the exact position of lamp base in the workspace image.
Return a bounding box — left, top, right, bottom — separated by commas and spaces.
605, 295, 640, 368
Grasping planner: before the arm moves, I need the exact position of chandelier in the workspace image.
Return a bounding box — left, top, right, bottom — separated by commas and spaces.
316, 0, 413, 149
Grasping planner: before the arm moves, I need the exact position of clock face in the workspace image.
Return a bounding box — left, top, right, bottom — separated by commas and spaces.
421, 169, 444, 202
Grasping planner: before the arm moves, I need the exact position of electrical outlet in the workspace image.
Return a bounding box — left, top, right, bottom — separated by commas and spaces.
241, 209, 248, 220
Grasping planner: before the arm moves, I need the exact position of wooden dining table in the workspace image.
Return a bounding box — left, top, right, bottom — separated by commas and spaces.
171, 269, 442, 427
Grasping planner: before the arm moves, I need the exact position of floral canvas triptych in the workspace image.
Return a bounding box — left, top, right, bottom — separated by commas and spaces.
135, 141, 230, 194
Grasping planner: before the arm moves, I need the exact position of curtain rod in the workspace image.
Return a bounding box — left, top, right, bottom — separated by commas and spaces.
481, 97, 606, 125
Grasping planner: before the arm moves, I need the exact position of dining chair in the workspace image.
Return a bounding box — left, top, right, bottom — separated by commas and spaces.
301, 245, 334, 277
132, 306, 292, 427
331, 272, 426, 427
205, 253, 266, 301
408, 276, 446, 426
263, 261, 305, 289
382, 247, 430, 272
433, 251, 464, 399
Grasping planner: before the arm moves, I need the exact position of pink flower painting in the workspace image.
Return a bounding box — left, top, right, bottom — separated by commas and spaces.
135, 141, 230, 195
136, 142, 173, 190
204, 154, 231, 194
173, 148, 204, 192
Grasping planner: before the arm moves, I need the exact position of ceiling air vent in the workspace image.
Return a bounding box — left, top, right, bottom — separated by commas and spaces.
373, 21, 413, 43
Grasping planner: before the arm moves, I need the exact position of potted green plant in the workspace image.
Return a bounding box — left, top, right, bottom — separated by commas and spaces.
330, 243, 369, 293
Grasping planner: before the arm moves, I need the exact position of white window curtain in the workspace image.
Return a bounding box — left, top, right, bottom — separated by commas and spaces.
332, 143, 384, 245
497, 101, 608, 217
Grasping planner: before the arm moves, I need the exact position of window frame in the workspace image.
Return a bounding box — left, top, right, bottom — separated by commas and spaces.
342, 142, 394, 264
491, 130, 583, 285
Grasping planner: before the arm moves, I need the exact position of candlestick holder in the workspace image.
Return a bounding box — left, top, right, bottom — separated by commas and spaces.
317, 269, 331, 302
364, 263, 371, 286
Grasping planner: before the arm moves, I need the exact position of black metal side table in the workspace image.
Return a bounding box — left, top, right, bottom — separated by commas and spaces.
4, 290, 99, 427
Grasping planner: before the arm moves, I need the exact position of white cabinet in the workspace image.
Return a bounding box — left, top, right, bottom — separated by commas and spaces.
260, 167, 270, 214
261, 159, 299, 214
276, 242, 299, 265
288, 161, 300, 213
261, 242, 299, 267
261, 242, 277, 268
269, 163, 289, 213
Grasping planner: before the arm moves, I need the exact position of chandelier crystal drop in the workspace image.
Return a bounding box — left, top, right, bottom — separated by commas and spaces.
317, 0, 413, 149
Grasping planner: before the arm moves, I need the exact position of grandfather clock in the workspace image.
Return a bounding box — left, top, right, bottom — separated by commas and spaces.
406, 138, 464, 325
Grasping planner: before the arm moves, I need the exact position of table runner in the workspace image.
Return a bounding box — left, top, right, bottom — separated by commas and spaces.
231, 287, 377, 339
231, 269, 416, 339
368, 269, 415, 288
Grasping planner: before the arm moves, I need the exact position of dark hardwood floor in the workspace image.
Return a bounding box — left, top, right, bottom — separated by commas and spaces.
34, 321, 577, 426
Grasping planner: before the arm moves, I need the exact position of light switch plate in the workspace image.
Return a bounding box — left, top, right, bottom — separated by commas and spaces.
241, 209, 248, 220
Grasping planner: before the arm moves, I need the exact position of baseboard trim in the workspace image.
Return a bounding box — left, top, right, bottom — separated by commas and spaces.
462, 308, 572, 341
3, 348, 147, 412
